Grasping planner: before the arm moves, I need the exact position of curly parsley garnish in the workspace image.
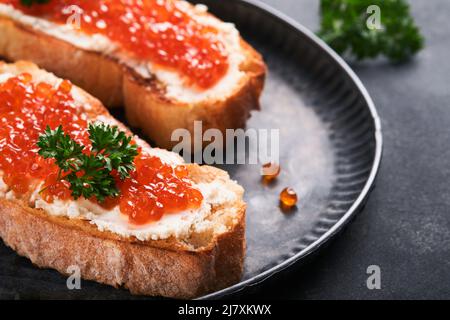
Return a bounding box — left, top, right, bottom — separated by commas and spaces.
318, 0, 424, 62
20, 0, 50, 6
37, 123, 138, 202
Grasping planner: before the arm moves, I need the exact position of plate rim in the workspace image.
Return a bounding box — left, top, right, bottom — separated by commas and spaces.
198, 0, 383, 299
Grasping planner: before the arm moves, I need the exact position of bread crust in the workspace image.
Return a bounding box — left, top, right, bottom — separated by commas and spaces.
0, 9, 266, 149
0, 61, 246, 299
0, 198, 245, 298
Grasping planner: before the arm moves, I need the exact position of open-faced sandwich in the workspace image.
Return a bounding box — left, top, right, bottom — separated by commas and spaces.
0, 61, 246, 299
0, 0, 266, 148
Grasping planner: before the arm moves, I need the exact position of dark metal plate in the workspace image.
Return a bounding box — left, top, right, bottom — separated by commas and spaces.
0, 0, 382, 299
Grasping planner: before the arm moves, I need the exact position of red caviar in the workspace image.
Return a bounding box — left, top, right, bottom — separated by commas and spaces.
2, 0, 229, 89
0, 74, 203, 224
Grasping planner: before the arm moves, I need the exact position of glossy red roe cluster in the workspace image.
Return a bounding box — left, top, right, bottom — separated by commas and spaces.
0, 74, 203, 224
4, 0, 229, 89
0, 73, 88, 194
118, 156, 203, 224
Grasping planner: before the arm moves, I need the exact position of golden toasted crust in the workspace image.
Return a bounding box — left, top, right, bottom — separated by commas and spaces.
0, 9, 266, 149
0, 61, 246, 299
0, 198, 245, 298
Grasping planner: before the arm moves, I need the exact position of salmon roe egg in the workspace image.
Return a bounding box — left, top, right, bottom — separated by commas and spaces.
261, 162, 281, 183
279, 187, 298, 207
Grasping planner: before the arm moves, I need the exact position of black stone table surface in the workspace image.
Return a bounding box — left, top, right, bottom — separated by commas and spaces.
249, 0, 450, 299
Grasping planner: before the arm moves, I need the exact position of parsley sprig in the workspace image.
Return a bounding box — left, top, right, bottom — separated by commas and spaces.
37, 123, 138, 202
318, 0, 424, 62
20, 0, 50, 6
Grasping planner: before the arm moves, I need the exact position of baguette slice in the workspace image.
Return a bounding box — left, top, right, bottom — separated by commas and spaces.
0, 61, 246, 299
0, 1, 266, 149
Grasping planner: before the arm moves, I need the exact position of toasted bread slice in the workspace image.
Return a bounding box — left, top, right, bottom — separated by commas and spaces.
0, 61, 246, 299
0, 1, 266, 149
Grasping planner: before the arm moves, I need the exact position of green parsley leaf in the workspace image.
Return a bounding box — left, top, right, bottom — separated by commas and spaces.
66, 154, 119, 202
318, 0, 424, 62
37, 126, 84, 172
37, 123, 138, 202
20, 0, 50, 6
88, 123, 138, 180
